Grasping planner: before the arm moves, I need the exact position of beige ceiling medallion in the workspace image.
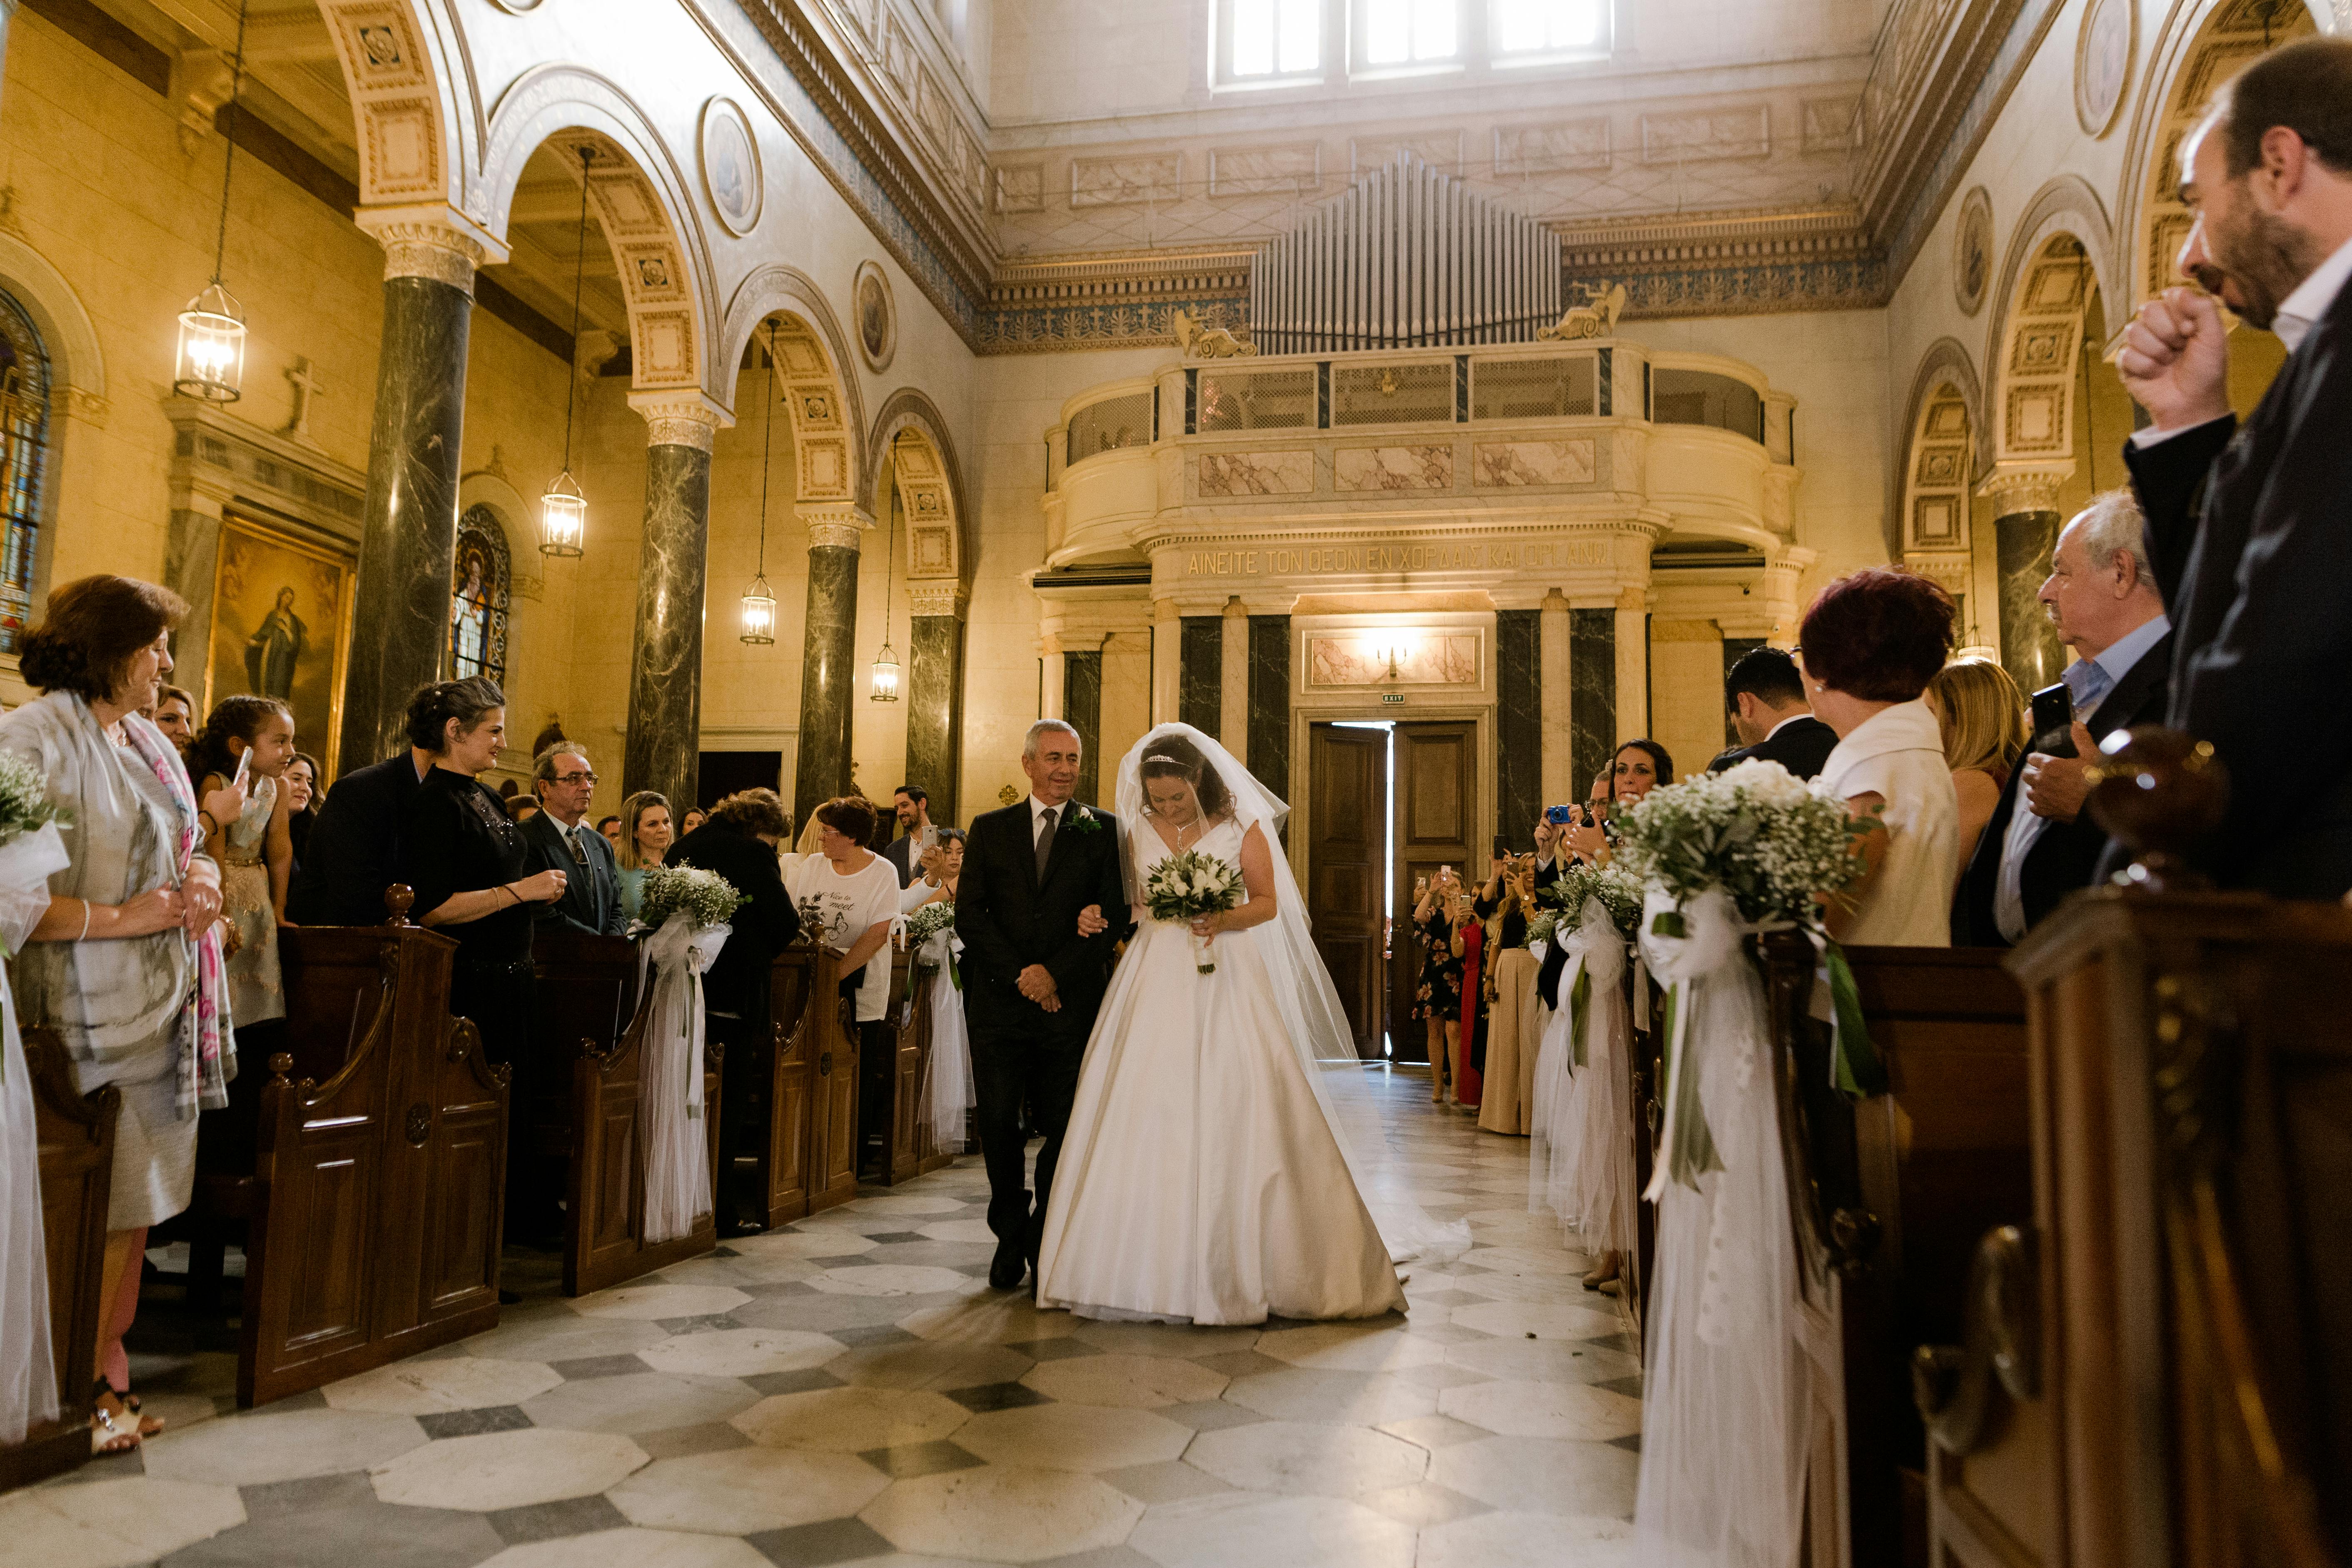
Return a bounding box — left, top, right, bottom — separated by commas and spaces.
854, 260, 896, 374
1953, 188, 1994, 318
699, 96, 764, 238
2074, 0, 2135, 138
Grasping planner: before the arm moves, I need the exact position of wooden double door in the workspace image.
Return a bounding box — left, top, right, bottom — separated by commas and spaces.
1306, 721, 1479, 1062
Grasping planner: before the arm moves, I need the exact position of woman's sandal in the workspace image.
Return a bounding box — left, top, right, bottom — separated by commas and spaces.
90, 1379, 140, 1454
120, 1389, 165, 1438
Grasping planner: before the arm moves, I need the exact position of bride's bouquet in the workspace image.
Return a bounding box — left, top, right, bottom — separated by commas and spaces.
1142, 849, 1243, 975
639, 864, 747, 930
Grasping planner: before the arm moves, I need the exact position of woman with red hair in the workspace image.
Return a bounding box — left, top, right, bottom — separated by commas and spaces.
1798, 568, 1962, 945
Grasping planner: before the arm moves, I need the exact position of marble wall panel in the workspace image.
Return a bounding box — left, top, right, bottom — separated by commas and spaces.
793, 544, 861, 828
906, 616, 965, 823
1469, 439, 1597, 488
1994, 509, 2065, 694
1569, 609, 1617, 796
1332, 445, 1453, 493
1197, 451, 1315, 497
1247, 616, 1291, 804
623, 441, 712, 812
1064, 650, 1103, 806
1496, 610, 1541, 851
1178, 616, 1222, 733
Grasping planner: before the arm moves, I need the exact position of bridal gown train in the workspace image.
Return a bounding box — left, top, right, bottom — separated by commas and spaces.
1035, 816, 1407, 1324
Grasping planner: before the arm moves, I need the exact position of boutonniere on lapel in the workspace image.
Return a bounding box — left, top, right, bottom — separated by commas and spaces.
1063, 808, 1104, 837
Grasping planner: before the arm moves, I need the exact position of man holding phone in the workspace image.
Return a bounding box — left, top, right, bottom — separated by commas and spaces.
1953, 492, 2171, 945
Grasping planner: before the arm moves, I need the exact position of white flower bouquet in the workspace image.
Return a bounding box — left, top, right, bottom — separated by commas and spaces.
1548, 861, 1645, 942
638, 865, 747, 930
902, 900, 956, 950
0, 752, 67, 845
1611, 758, 1871, 936
1142, 848, 1244, 974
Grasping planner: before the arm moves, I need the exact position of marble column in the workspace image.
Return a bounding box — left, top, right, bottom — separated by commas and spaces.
1569, 607, 1617, 798
1983, 469, 2069, 694
1539, 590, 1573, 809
904, 583, 966, 823
1150, 600, 1181, 725
1496, 608, 1541, 849
1178, 614, 1220, 733
1063, 648, 1103, 806
1219, 598, 1249, 761
1614, 587, 1651, 750
621, 393, 728, 813
1246, 614, 1290, 803
791, 505, 874, 831
338, 212, 506, 769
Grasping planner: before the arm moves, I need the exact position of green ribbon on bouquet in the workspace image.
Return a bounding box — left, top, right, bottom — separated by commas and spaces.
1819, 938, 1885, 1099
1567, 962, 1593, 1069
1650, 979, 1723, 1194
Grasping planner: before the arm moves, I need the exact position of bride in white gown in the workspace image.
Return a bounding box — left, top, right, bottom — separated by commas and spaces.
1036, 724, 1458, 1324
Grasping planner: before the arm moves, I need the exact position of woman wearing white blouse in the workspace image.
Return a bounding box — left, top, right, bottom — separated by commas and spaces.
1798, 568, 1963, 947
786, 797, 904, 1176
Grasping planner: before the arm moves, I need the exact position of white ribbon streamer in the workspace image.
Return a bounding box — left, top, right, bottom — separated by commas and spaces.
0, 821, 66, 1442
639, 912, 730, 1245
917, 926, 975, 1150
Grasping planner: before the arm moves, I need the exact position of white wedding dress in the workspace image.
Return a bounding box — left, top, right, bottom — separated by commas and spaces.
1035, 725, 1443, 1324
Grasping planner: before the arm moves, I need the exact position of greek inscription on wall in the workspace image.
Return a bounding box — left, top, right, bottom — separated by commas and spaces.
1180, 538, 1611, 578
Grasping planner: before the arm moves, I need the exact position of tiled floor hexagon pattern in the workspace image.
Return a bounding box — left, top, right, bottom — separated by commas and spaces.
19, 1068, 1640, 1566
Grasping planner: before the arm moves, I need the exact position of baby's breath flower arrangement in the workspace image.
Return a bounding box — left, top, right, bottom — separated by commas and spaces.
638, 865, 746, 930
902, 900, 956, 950
1611, 758, 1871, 935
1142, 849, 1244, 974
1550, 862, 1645, 942
0, 751, 67, 844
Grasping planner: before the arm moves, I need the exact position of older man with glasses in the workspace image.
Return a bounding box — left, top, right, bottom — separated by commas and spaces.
519, 743, 626, 937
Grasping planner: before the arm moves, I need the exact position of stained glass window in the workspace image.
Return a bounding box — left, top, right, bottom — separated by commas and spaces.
0, 292, 51, 655
451, 505, 512, 685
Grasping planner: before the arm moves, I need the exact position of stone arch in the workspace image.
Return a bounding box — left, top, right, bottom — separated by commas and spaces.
314, 1, 480, 220
2120, 0, 2323, 319
1890, 338, 1983, 574
1983, 177, 2115, 484
479, 67, 721, 403
865, 388, 970, 593
721, 266, 868, 517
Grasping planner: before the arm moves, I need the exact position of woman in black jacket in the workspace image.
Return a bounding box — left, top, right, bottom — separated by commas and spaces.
666, 788, 801, 1231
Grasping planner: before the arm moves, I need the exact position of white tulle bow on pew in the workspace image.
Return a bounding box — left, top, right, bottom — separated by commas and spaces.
1528, 896, 1636, 1260
1633, 886, 1808, 1568
637, 912, 731, 1245
0, 819, 68, 1443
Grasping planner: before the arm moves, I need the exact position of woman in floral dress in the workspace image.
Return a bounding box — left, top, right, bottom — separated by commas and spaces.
1409, 867, 1467, 1104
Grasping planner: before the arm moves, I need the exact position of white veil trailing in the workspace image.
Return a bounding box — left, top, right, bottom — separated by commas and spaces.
1114, 722, 1470, 1268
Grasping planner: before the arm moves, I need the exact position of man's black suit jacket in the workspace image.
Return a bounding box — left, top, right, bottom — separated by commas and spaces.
519, 810, 626, 937
666, 821, 801, 1021
1953, 632, 2172, 947
955, 801, 1130, 1041
2123, 280, 2352, 897
287, 752, 423, 925
1708, 715, 1839, 780
883, 834, 918, 888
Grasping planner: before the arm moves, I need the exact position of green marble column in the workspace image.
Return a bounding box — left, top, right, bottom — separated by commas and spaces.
1569, 608, 1617, 797
1246, 615, 1290, 805
1497, 608, 1540, 849
621, 397, 726, 812
792, 507, 873, 831
904, 587, 966, 824
338, 218, 500, 771
1986, 473, 2069, 694
1178, 615, 1220, 732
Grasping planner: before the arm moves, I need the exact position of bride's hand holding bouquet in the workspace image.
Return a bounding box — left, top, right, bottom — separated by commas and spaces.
1142, 849, 1244, 974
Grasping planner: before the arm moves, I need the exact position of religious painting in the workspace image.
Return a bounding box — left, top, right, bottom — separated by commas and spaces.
854, 260, 896, 373
2074, 0, 2134, 137
450, 505, 512, 686
1953, 188, 1993, 317
1305, 633, 1480, 689
205, 516, 355, 776
699, 96, 764, 237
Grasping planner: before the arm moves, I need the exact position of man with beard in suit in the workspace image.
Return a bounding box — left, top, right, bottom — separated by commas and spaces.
955, 721, 1131, 1291
2115, 38, 2352, 896
1708, 647, 1838, 779
1955, 492, 2171, 944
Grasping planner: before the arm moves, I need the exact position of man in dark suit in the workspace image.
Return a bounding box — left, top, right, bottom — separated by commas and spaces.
1955, 495, 2172, 945
667, 789, 801, 1232
287, 684, 435, 925
518, 744, 625, 937
1709, 646, 1838, 779
955, 720, 1130, 1290
882, 785, 932, 888
2115, 38, 2352, 897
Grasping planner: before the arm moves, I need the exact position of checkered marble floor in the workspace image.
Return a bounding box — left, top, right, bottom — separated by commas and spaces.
5, 1066, 1641, 1567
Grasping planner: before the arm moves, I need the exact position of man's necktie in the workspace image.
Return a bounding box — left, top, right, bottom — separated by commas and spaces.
1035, 806, 1058, 882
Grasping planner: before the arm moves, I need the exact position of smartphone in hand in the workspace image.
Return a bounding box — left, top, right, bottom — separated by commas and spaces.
2029, 684, 2075, 757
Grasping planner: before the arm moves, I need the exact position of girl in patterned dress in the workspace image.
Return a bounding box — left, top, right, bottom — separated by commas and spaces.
188, 697, 296, 1038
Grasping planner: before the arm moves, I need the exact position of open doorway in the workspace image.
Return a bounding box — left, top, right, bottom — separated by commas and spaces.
1306, 719, 1479, 1064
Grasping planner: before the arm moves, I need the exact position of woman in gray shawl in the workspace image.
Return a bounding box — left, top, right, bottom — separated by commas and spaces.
0, 576, 239, 1453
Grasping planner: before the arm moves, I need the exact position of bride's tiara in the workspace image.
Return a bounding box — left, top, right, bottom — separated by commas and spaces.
1141, 754, 1195, 770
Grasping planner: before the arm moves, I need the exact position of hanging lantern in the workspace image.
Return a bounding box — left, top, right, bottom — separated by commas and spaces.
740, 572, 776, 644
540, 468, 586, 557
870, 640, 902, 702
174, 282, 247, 403
543, 145, 596, 560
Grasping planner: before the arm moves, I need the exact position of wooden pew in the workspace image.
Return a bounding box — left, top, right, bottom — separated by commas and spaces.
1756, 937, 2033, 1568
1918, 889, 2352, 1568
236, 907, 509, 1407
867, 954, 959, 1186
561, 942, 725, 1297
0, 1026, 119, 1494
523, 930, 639, 1242
736, 946, 859, 1229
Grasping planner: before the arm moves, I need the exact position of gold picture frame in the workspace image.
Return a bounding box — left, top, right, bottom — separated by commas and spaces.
203, 514, 356, 778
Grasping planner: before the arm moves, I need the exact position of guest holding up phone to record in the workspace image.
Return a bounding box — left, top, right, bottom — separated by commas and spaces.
1410, 865, 1469, 1107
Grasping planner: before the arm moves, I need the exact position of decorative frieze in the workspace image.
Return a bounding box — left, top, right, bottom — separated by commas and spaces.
1492, 119, 1611, 176
1072, 152, 1184, 209
1641, 107, 1771, 165
1208, 143, 1322, 199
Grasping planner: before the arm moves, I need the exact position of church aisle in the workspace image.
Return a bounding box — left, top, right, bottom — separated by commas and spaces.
10, 1067, 1640, 1568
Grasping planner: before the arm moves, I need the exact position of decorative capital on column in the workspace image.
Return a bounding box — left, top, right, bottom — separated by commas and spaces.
800, 504, 876, 553
1901, 551, 1973, 596
627, 389, 732, 452
354, 204, 510, 293
1540, 589, 1571, 613
1615, 586, 1648, 613
908, 580, 969, 620
1977, 463, 2071, 515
